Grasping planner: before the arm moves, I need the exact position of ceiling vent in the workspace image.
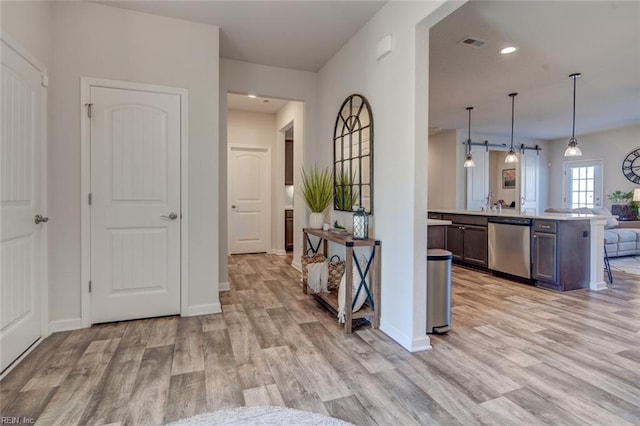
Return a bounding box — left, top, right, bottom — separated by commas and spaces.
458, 36, 487, 48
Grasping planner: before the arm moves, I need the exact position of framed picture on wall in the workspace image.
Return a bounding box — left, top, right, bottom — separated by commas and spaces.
502, 168, 516, 189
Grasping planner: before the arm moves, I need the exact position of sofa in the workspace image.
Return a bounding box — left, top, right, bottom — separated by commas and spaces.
545, 207, 640, 258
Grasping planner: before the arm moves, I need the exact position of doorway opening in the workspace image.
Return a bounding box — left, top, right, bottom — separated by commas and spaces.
226, 93, 303, 256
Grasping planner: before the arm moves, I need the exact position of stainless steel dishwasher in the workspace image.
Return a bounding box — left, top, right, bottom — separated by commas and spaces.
488, 217, 532, 279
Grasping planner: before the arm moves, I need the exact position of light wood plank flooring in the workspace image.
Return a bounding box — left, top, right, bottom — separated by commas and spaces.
2, 254, 639, 425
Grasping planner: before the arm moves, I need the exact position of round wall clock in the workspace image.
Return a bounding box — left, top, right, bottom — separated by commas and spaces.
622, 147, 640, 184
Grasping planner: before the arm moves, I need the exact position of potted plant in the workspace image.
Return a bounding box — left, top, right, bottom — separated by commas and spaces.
607, 190, 638, 220
300, 165, 333, 229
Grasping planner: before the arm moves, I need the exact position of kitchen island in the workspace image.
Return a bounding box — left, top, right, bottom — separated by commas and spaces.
428, 209, 609, 291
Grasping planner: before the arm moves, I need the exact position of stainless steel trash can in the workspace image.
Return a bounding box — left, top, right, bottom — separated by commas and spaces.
427, 249, 452, 334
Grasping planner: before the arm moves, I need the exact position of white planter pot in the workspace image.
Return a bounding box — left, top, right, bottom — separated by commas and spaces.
309, 212, 324, 229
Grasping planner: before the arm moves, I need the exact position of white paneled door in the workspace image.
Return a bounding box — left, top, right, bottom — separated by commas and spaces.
520, 151, 539, 215
229, 146, 270, 254
0, 40, 46, 372
90, 87, 181, 323
466, 147, 489, 210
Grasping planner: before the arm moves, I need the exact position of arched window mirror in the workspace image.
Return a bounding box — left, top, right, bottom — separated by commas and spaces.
333, 94, 373, 214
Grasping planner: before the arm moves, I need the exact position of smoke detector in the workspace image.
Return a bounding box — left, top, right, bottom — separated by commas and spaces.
458, 36, 487, 48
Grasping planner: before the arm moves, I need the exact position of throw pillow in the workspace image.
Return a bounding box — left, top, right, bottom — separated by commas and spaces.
591, 207, 619, 229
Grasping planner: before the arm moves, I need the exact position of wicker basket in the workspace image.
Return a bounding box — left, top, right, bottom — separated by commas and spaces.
301, 251, 326, 286
327, 255, 345, 291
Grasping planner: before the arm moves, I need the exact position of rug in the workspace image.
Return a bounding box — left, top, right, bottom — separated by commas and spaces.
609, 255, 640, 276
166, 406, 354, 426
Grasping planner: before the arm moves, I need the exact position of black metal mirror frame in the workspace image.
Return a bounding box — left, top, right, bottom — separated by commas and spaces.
333, 94, 374, 214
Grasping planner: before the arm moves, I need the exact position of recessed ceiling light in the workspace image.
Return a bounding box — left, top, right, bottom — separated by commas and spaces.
247, 94, 257, 99
500, 46, 518, 55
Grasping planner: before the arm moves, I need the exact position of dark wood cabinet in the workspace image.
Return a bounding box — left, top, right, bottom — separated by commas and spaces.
532, 220, 590, 291
532, 231, 557, 283
285, 209, 294, 251
463, 225, 488, 267
444, 215, 488, 268
427, 225, 447, 249
285, 140, 294, 185
446, 225, 465, 262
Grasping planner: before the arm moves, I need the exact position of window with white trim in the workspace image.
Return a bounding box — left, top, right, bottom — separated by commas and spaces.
563, 160, 603, 209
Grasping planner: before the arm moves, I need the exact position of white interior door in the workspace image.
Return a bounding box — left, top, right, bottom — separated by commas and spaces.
90, 86, 181, 324
229, 146, 270, 254
519, 151, 539, 214
466, 147, 489, 210
0, 41, 46, 372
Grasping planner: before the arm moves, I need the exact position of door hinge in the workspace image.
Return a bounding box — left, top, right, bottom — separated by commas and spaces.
85, 103, 93, 118
88, 193, 92, 205
89, 281, 92, 293
41, 74, 49, 88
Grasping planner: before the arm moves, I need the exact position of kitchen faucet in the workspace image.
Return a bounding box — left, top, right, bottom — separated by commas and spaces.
486, 192, 494, 209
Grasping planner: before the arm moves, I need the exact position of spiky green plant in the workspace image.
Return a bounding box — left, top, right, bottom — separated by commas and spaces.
334, 168, 358, 211
300, 165, 333, 213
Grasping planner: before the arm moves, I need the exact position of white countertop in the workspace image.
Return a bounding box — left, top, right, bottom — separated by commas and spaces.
429, 208, 611, 221
427, 219, 452, 226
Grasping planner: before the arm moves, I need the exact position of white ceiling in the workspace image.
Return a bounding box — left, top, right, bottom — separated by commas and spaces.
227, 93, 289, 114
429, 1, 640, 141
95, 0, 386, 72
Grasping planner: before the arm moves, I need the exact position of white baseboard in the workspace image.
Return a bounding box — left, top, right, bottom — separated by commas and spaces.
183, 303, 222, 317
590, 280, 608, 291
268, 249, 287, 256
380, 320, 432, 352
291, 260, 302, 272
219, 281, 230, 292
49, 317, 83, 333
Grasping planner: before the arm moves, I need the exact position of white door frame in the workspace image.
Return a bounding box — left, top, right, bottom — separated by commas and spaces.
80, 77, 189, 327
0, 32, 49, 373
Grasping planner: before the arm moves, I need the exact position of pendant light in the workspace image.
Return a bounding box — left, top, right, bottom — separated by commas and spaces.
505, 92, 518, 163
463, 106, 475, 167
564, 73, 583, 157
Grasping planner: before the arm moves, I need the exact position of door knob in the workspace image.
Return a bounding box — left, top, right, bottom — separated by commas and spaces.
35, 214, 49, 224
232, 205, 237, 209
161, 212, 178, 220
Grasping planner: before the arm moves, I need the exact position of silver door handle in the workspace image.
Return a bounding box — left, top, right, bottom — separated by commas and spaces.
35, 214, 49, 224
161, 212, 178, 220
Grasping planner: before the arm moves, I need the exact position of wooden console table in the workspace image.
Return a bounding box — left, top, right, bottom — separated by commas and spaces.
302, 228, 381, 333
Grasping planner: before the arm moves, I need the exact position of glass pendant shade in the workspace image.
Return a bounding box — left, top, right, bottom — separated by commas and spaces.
463, 154, 475, 168
505, 148, 518, 163
352, 207, 368, 240
564, 138, 582, 157
564, 73, 582, 157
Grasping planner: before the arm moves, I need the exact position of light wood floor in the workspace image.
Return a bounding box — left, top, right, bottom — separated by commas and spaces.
2, 254, 639, 425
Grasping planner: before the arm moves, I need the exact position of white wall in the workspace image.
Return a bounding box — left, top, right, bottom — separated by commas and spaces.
428, 130, 458, 208
547, 123, 640, 209
228, 110, 277, 148
0, 1, 51, 68
276, 101, 304, 258
316, 1, 458, 351
45, 2, 220, 322
220, 59, 317, 281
